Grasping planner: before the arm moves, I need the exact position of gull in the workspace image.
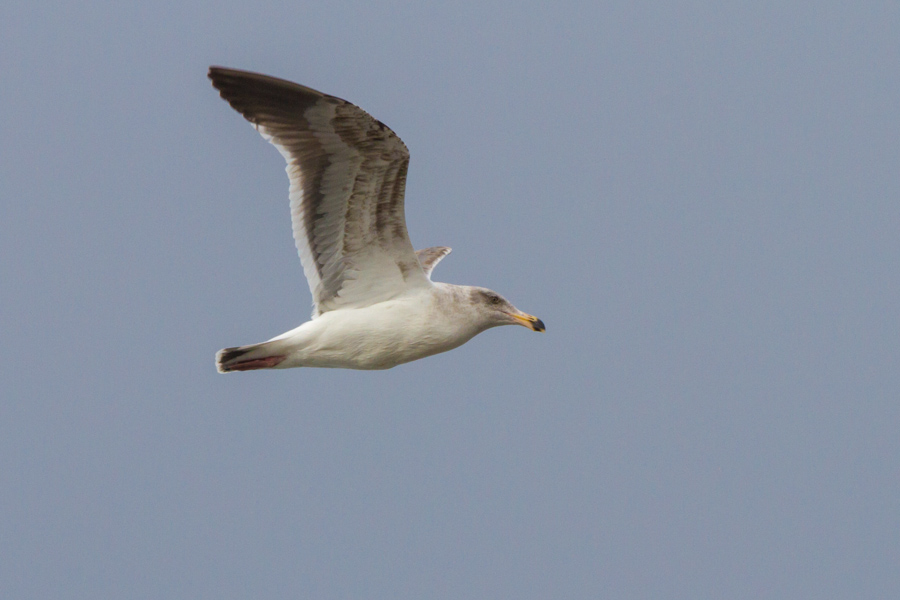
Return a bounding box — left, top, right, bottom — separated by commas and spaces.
208, 67, 544, 372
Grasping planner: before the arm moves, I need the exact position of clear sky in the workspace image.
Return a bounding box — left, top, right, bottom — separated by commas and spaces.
2, 1, 899, 598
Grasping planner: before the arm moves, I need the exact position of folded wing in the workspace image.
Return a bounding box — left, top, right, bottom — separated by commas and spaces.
209, 67, 430, 316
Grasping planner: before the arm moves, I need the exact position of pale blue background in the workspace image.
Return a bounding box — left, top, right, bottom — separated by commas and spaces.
2, 1, 899, 598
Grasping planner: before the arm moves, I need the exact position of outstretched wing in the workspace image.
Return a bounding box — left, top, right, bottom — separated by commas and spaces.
415, 246, 451, 280
209, 67, 431, 316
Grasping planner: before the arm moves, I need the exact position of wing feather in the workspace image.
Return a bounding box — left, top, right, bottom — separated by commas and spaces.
415, 247, 452, 280
208, 67, 430, 316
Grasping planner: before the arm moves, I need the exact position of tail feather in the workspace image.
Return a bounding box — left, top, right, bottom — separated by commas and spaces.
216, 341, 288, 373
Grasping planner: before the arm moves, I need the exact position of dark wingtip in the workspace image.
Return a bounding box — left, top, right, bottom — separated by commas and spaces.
207, 65, 228, 83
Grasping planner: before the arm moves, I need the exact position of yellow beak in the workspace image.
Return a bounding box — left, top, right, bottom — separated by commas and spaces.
509, 312, 546, 332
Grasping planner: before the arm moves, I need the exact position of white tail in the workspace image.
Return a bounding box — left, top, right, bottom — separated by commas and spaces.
216, 341, 288, 373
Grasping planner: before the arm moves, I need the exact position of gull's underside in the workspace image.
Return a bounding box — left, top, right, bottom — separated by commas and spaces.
209, 66, 543, 372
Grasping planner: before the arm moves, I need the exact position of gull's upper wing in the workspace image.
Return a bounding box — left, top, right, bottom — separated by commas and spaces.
415, 246, 451, 280
209, 66, 430, 316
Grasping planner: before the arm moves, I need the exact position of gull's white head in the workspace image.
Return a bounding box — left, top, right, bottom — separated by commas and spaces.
468, 287, 545, 332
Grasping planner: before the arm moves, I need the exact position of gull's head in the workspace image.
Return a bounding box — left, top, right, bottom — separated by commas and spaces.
469, 287, 545, 332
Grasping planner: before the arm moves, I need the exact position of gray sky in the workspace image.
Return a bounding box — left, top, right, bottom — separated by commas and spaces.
2, 1, 899, 598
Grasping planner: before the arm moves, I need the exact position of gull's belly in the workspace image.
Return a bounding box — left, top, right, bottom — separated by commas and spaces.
283, 296, 477, 370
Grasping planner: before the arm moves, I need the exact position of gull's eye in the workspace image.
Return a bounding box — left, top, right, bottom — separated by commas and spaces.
485, 293, 502, 306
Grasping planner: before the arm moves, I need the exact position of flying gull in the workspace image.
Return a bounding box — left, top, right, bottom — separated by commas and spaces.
208, 67, 544, 371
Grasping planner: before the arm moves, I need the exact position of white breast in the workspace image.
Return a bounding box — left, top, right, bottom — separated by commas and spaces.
272, 287, 482, 369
